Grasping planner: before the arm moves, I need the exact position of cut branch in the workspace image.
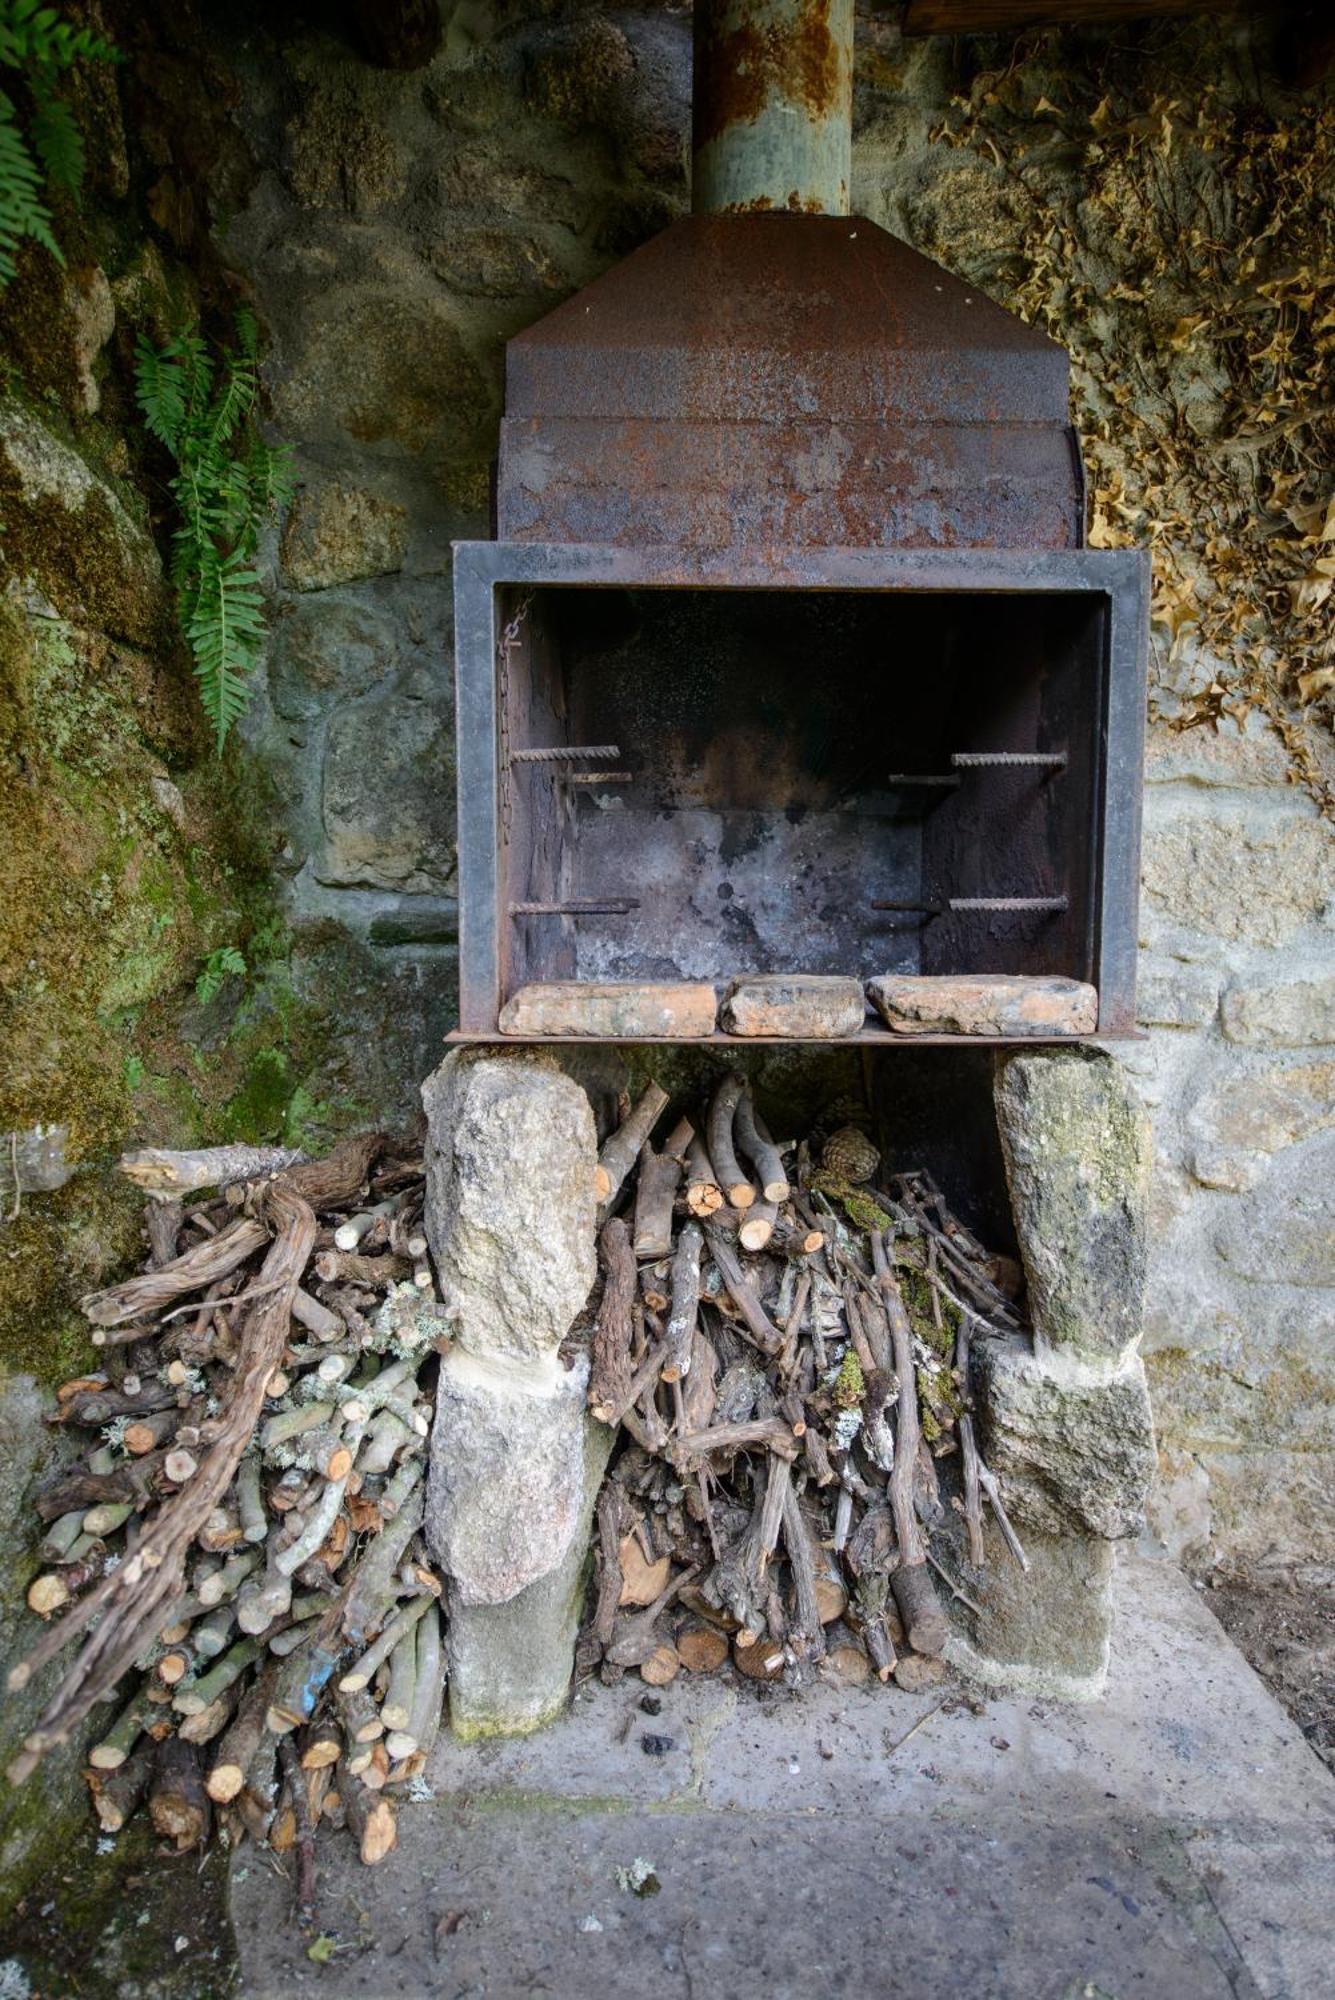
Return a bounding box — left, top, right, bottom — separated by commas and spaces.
880, 1239, 949, 1658
661, 1222, 703, 1384
595, 1083, 668, 1210
80, 1218, 268, 1330
119, 1145, 307, 1198
588, 1217, 637, 1423
706, 1074, 753, 1208
733, 1094, 789, 1204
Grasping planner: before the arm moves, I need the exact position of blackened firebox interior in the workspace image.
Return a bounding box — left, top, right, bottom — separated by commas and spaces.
500, 585, 1106, 1006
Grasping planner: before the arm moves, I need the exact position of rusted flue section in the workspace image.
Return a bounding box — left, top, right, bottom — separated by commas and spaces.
692, 0, 854, 216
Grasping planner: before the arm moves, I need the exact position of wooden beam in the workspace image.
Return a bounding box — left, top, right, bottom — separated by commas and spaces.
902, 0, 1243, 34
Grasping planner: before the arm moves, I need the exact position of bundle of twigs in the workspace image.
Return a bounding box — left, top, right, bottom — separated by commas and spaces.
8, 1132, 448, 1900
578, 1076, 1030, 1694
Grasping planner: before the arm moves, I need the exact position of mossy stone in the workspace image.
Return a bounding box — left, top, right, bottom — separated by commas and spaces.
973, 1335, 1157, 1542
945, 1518, 1116, 1701
994, 1047, 1151, 1363
446, 1421, 613, 1741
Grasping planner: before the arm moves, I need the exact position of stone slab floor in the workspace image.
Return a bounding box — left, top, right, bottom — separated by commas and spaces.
232, 1554, 1335, 2000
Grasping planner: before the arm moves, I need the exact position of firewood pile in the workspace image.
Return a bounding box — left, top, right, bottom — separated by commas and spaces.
578, 1076, 1030, 1694
7, 1132, 447, 1903
5, 1073, 1033, 1907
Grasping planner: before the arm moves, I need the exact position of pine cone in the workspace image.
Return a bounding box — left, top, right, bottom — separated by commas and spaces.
820, 1125, 880, 1184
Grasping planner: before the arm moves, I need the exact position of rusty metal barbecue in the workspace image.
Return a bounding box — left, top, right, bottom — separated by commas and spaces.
450, 0, 1148, 1044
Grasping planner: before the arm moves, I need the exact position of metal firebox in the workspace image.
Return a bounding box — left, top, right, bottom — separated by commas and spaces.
452, 540, 1146, 1042
451, 13, 1148, 1046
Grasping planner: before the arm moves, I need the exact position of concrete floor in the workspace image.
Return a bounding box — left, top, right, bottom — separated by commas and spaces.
232, 1552, 1335, 1999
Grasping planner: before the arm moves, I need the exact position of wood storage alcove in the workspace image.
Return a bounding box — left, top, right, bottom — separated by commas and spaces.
452, 542, 1148, 1043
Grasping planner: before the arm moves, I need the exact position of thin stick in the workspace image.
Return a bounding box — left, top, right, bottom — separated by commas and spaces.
976, 1462, 1030, 1572
879, 1237, 949, 1658
704, 1229, 784, 1355
632, 1120, 688, 1260
404, 1603, 444, 1758
119, 1145, 308, 1198
706, 1075, 753, 1208
661, 1223, 703, 1384
954, 1314, 987, 1569
734, 1094, 789, 1204
81, 1218, 269, 1329
927, 1549, 983, 1617
278, 1736, 318, 1927
672, 1417, 800, 1466
588, 1218, 637, 1422
595, 1083, 668, 1210
781, 1481, 826, 1660
338, 1593, 432, 1694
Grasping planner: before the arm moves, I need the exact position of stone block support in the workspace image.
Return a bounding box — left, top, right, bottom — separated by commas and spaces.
421, 1049, 609, 1736
947, 1047, 1157, 1697
994, 1045, 1152, 1365
946, 1523, 1116, 1700
973, 1337, 1157, 1545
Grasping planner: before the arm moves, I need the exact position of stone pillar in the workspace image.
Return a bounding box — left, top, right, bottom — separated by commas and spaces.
420, 1050, 612, 1738
947, 1047, 1157, 1698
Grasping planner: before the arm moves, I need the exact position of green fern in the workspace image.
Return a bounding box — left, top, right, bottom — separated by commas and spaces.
0, 0, 117, 285
28, 70, 81, 187
135, 317, 293, 752
0, 0, 118, 70
196, 944, 247, 1006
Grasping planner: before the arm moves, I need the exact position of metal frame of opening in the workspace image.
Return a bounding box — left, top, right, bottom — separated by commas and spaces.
452, 540, 1149, 1042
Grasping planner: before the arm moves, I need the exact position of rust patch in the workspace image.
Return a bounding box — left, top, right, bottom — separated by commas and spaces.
694, 5, 848, 149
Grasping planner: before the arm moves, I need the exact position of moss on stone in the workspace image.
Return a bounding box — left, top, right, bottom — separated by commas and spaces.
3, 1811, 238, 1994
0, 400, 168, 649
0, 1175, 143, 1387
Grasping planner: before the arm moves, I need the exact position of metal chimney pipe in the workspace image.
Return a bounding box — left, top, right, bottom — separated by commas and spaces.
692, 0, 854, 217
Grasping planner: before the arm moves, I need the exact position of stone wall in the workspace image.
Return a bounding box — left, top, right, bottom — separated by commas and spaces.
0, 0, 1330, 1645
197, 3, 1334, 1579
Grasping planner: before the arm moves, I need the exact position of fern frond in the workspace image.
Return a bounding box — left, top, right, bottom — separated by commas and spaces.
163, 330, 213, 434
0, 1, 118, 74
186, 547, 266, 753
195, 943, 247, 1004
28, 70, 81, 192
234, 307, 259, 359
134, 334, 187, 450
0, 8, 116, 285
169, 517, 203, 597
0, 88, 60, 281
138, 315, 288, 752
205, 355, 256, 455
249, 437, 295, 512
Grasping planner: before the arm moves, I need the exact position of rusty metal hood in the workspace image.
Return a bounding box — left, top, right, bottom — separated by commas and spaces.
497, 213, 1085, 553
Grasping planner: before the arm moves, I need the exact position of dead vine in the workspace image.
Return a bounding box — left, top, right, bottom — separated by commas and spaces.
927, 27, 1334, 815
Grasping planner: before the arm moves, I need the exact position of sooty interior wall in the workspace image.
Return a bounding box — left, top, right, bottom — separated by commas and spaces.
503, 584, 1103, 999
556, 1043, 1016, 1254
